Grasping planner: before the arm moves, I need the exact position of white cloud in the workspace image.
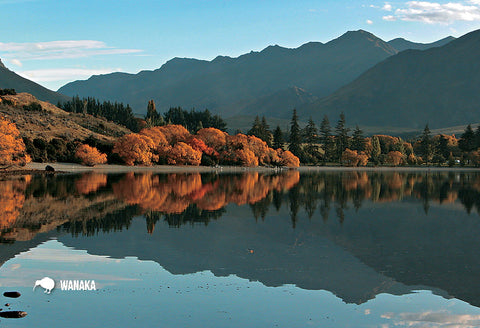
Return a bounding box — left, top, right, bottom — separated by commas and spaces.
11, 58, 22, 67
366, 19, 374, 24
383, 15, 397, 21
0, 40, 142, 61
383, 2, 393, 11
17, 68, 123, 82
386, 1, 480, 24
388, 310, 480, 327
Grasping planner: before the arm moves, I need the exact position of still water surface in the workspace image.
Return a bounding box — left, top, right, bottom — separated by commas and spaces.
1, 170, 480, 327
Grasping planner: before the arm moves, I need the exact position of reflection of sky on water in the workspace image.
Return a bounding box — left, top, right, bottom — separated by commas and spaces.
1, 240, 480, 328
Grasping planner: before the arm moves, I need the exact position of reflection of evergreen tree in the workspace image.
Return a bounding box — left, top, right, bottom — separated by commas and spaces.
288, 185, 300, 229
250, 195, 272, 221
162, 205, 226, 228
60, 205, 139, 236
272, 189, 284, 212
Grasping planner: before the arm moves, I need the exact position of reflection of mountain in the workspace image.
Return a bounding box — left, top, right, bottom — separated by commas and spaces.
316, 202, 480, 307
2, 171, 480, 307
60, 214, 413, 305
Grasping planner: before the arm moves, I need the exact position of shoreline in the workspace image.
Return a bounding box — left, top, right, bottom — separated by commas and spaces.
0, 162, 477, 175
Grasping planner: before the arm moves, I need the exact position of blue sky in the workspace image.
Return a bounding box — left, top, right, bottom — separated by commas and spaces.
1, 0, 480, 91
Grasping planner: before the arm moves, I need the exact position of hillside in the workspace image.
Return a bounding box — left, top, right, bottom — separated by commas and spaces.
0, 92, 130, 142
58, 30, 398, 117
0, 60, 70, 105
300, 29, 480, 129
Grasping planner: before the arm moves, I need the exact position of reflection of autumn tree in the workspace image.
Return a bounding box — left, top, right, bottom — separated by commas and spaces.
112, 171, 301, 231
0, 176, 30, 230
75, 173, 108, 195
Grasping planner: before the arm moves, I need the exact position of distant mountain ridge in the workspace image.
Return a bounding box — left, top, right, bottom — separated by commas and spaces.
58, 30, 401, 117
300, 29, 480, 129
0, 60, 69, 104
388, 36, 455, 52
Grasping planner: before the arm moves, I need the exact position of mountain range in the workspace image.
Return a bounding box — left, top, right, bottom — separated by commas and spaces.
4, 29, 479, 132
58, 30, 402, 119
301, 29, 480, 129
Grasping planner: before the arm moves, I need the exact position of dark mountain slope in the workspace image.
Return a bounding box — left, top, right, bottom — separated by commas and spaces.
300, 29, 480, 129
0, 60, 70, 104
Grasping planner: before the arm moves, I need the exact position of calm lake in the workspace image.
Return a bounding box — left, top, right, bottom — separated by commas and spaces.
1, 170, 480, 327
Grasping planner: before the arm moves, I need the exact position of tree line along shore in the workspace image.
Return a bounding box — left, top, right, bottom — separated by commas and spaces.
1, 90, 479, 169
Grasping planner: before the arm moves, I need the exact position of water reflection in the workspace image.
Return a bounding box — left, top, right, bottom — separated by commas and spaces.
2, 171, 480, 239
1, 170, 480, 311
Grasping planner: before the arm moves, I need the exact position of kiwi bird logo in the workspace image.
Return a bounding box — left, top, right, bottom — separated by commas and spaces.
33, 277, 55, 294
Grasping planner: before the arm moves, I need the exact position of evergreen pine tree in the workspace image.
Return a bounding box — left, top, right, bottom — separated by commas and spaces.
371, 135, 381, 165
459, 124, 477, 152
351, 125, 365, 151
248, 116, 262, 138
335, 112, 350, 160
319, 115, 332, 164
303, 117, 320, 163
288, 109, 303, 158
260, 116, 273, 146
273, 125, 284, 150
421, 124, 434, 164
475, 125, 480, 149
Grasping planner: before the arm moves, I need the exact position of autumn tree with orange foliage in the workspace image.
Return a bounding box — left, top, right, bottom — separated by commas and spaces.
113, 133, 156, 166
168, 142, 202, 165
75, 144, 107, 166
0, 116, 31, 167
196, 128, 227, 149
157, 124, 190, 145
276, 149, 300, 167
386, 151, 405, 166
139, 127, 171, 163
341, 148, 361, 167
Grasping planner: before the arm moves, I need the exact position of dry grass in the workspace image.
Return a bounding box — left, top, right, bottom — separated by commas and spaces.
0, 92, 131, 142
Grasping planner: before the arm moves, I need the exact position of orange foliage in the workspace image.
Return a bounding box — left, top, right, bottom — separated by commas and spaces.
75, 144, 107, 166
75, 173, 108, 194
0, 117, 31, 166
276, 149, 300, 167
0, 177, 30, 230
187, 137, 216, 157
112, 171, 300, 214
196, 128, 227, 149
167, 142, 202, 165
386, 151, 405, 166
113, 133, 156, 166
157, 125, 191, 145
357, 152, 369, 166
341, 149, 360, 167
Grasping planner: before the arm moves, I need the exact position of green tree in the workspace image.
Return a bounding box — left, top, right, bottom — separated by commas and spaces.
260, 116, 273, 147
459, 124, 477, 153
420, 124, 434, 164
303, 117, 320, 164
248, 116, 262, 137
145, 100, 164, 127
351, 125, 365, 152
288, 109, 303, 159
371, 135, 381, 165
319, 115, 333, 164
475, 125, 480, 149
335, 112, 350, 160
273, 125, 284, 150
